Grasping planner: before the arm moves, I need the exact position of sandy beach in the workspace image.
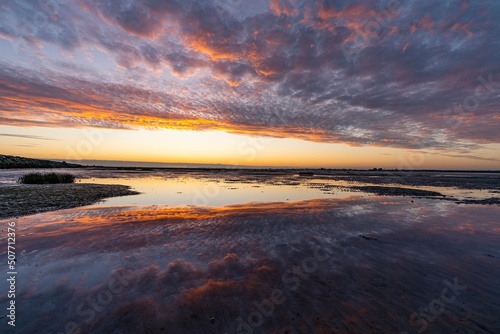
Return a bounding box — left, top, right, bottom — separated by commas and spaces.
0, 183, 139, 219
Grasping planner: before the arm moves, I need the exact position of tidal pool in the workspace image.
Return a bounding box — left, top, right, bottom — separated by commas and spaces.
78, 175, 364, 207
0, 170, 499, 333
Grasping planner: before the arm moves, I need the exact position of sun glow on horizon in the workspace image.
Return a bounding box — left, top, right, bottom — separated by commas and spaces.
1, 125, 499, 169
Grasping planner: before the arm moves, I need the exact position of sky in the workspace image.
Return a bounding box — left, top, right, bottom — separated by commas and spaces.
0, 0, 499, 169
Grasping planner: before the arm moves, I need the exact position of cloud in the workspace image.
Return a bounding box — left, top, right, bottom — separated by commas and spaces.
0, 133, 56, 140
0, 0, 499, 152
12, 144, 38, 147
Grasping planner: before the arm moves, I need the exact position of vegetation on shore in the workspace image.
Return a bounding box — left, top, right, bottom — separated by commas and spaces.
18, 172, 76, 184
0, 154, 81, 169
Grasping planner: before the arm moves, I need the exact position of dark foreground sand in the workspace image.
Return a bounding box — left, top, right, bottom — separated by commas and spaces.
0, 184, 139, 219
1, 197, 499, 333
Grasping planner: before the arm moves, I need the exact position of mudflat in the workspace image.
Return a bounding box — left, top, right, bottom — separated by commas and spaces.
0, 183, 139, 219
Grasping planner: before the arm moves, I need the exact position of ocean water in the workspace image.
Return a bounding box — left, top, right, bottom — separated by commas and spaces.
0, 169, 499, 333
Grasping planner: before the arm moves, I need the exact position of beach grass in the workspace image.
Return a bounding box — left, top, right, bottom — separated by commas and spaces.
18, 172, 76, 184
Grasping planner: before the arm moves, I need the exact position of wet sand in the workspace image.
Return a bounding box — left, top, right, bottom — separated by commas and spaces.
0, 184, 139, 219
0, 170, 499, 333
1, 197, 499, 333
1, 168, 499, 220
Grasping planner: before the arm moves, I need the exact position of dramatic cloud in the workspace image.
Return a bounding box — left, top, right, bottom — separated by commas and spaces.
0, 0, 499, 151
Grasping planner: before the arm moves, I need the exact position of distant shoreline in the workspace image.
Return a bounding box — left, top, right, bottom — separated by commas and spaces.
2, 154, 499, 172
0, 154, 81, 169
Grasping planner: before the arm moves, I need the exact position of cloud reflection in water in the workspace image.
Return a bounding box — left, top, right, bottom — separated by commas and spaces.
2, 197, 499, 333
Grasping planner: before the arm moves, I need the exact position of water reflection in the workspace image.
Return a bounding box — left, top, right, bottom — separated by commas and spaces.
81, 171, 500, 206
2, 169, 498, 206
1, 197, 499, 333
79, 175, 363, 206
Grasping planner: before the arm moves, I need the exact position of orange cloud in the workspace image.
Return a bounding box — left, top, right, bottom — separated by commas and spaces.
270, 0, 300, 17
450, 22, 473, 38
419, 16, 435, 30
318, 2, 368, 21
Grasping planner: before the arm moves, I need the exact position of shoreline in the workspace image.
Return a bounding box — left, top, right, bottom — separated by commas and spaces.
1, 168, 499, 219
0, 183, 140, 219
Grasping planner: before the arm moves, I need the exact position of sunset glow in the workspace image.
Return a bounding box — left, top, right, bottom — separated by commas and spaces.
0, 0, 499, 168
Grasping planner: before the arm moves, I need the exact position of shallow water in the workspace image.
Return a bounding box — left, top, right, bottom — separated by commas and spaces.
78, 170, 500, 205
2, 169, 499, 205
79, 175, 365, 206
0, 170, 499, 333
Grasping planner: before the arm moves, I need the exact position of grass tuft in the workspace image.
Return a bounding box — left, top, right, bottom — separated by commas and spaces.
18, 172, 76, 184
